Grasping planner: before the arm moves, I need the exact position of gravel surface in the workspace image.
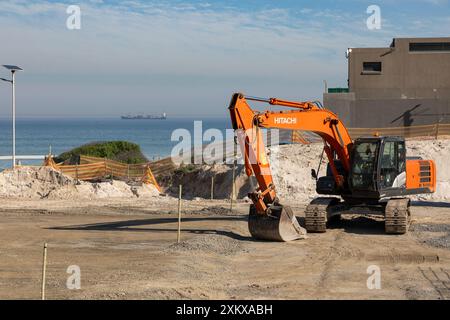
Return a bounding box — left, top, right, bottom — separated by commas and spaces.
166, 234, 248, 255
413, 223, 450, 250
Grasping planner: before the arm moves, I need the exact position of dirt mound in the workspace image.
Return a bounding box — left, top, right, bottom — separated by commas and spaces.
198, 206, 237, 215
166, 234, 247, 255
406, 139, 450, 201
0, 166, 160, 200
0, 166, 73, 199
268, 143, 324, 202
165, 143, 323, 202
164, 163, 256, 200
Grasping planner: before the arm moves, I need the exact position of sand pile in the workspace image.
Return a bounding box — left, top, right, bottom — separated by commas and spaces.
165, 163, 256, 199
268, 143, 324, 202
0, 166, 73, 199
171, 138, 450, 202
0, 166, 160, 200
271, 139, 450, 202
405, 139, 450, 201
167, 143, 323, 202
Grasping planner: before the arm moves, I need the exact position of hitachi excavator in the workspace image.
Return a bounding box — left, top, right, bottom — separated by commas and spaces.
229, 93, 436, 242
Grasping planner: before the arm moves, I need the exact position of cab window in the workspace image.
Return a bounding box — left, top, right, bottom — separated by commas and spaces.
351, 142, 378, 190
380, 141, 405, 189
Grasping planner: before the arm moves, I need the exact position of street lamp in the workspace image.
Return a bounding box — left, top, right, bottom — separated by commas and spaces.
1, 65, 23, 168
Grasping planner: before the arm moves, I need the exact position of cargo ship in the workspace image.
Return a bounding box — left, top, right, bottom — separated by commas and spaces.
121, 113, 167, 120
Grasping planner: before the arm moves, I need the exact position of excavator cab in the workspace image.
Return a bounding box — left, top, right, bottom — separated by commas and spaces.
348, 136, 407, 200
315, 136, 407, 199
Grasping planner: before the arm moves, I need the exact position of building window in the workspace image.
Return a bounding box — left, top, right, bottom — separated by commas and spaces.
409, 42, 450, 52
362, 61, 382, 74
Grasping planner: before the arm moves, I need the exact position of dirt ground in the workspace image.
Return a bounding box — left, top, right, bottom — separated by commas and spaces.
0, 198, 449, 300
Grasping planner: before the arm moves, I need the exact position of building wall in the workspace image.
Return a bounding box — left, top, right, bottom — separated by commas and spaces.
349, 38, 450, 100
325, 37, 450, 128
325, 94, 450, 128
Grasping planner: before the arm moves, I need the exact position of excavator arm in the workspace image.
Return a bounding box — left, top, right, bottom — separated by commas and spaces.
228, 93, 353, 241
229, 93, 353, 213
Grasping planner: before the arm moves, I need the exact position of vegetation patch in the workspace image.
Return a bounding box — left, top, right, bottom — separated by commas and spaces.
175, 164, 199, 175
56, 141, 148, 164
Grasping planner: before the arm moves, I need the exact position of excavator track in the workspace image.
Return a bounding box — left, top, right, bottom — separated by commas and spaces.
385, 198, 411, 234
305, 197, 339, 233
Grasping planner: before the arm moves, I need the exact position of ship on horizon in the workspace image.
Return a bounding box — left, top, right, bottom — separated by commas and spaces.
121, 113, 167, 120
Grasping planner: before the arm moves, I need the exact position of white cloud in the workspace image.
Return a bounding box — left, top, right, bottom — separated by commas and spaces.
0, 0, 447, 116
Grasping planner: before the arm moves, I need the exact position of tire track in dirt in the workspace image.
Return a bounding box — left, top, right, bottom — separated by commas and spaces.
419, 267, 450, 299
316, 232, 345, 289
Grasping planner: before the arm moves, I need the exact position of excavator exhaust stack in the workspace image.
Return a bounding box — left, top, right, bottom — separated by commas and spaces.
248, 205, 307, 242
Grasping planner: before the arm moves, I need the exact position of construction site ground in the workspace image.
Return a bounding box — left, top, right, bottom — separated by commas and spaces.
0, 198, 449, 300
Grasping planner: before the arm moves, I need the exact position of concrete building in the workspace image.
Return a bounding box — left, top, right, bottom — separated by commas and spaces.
325, 37, 450, 127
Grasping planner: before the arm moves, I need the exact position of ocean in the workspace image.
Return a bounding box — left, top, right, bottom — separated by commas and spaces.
0, 117, 231, 169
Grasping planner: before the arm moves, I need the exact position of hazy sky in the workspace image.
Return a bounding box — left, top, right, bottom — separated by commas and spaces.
0, 0, 448, 117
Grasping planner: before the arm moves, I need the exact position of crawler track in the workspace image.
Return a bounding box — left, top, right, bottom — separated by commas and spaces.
385, 198, 411, 234
305, 197, 338, 233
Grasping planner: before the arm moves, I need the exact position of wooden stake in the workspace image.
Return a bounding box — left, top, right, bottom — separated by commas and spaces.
211, 176, 214, 200
233, 160, 237, 200
177, 185, 182, 243
435, 122, 440, 140
230, 159, 236, 212
41, 243, 48, 300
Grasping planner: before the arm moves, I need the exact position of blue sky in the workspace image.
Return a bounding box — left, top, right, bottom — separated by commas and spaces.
0, 0, 448, 117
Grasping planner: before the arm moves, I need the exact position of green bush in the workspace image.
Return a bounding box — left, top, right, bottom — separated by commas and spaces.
56, 141, 149, 164
175, 164, 199, 175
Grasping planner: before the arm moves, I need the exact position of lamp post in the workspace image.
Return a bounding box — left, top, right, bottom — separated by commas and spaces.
1, 65, 23, 168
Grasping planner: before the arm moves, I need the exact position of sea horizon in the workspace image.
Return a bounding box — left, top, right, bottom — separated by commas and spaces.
0, 116, 231, 169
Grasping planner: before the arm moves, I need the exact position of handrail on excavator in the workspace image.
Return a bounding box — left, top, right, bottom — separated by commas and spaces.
243, 95, 320, 110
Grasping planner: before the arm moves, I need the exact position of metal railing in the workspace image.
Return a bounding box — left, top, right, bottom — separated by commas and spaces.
347, 123, 450, 139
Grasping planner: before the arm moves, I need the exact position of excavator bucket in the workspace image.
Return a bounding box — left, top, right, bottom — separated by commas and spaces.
248, 205, 307, 242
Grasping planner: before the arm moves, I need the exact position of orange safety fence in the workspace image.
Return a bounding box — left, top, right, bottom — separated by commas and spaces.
141, 166, 161, 192
291, 131, 311, 144
347, 123, 450, 139
43, 155, 161, 191
81, 155, 177, 178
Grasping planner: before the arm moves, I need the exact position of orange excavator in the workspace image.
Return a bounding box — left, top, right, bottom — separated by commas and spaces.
229, 93, 436, 241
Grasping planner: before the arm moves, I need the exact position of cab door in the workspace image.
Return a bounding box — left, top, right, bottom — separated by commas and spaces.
349, 139, 380, 194
378, 139, 406, 191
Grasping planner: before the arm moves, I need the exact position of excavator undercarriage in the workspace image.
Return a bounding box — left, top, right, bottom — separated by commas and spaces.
305, 197, 411, 234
